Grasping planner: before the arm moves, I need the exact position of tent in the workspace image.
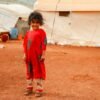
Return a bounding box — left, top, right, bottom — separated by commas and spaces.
0, 4, 32, 34
0, 0, 36, 8
34, 0, 100, 47
0, 7, 18, 32
34, 0, 100, 11
0, 4, 32, 19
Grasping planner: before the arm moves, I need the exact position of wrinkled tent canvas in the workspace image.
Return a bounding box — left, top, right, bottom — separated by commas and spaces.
0, 4, 32, 19
0, 4, 32, 33
0, 8, 18, 32
34, 0, 100, 47
0, 0, 36, 8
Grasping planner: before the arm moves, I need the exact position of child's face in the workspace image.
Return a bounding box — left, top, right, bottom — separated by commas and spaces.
30, 19, 40, 30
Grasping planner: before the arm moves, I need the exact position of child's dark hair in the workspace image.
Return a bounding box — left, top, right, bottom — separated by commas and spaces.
28, 11, 44, 25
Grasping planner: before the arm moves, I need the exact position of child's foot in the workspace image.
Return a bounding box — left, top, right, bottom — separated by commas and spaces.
35, 90, 43, 97
24, 89, 33, 96
35, 92, 43, 97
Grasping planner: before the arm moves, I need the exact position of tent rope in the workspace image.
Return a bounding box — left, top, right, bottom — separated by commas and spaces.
51, 0, 61, 38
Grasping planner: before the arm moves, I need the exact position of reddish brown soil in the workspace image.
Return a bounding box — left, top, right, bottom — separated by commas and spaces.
0, 40, 100, 100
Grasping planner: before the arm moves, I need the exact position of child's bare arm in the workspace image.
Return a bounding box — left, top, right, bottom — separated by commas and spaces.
41, 50, 46, 60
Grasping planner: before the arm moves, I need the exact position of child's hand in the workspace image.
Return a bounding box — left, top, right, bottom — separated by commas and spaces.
40, 51, 46, 61
23, 54, 26, 61
41, 54, 45, 60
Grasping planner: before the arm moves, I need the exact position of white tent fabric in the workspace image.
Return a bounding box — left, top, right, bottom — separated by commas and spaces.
0, 4, 33, 33
71, 12, 100, 46
0, 8, 18, 32
0, 0, 36, 8
41, 12, 72, 45
71, 0, 100, 11
34, 0, 100, 11
0, 4, 33, 18
34, 0, 100, 47
34, 0, 72, 11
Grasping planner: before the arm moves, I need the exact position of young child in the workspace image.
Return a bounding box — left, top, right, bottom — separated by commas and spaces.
23, 11, 47, 97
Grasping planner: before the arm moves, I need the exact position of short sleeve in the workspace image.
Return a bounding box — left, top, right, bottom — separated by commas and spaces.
41, 30, 47, 51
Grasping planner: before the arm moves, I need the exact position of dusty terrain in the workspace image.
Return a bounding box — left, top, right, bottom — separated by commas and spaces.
0, 40, 100, 100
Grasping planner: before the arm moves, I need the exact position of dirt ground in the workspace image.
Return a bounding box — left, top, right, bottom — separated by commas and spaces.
0, 40, 100, 100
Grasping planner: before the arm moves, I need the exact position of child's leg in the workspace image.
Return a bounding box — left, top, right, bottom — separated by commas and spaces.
26, 79, 33, 90
25, 62, 33, 95
24, 79, 33, 96
26, 62, 33, 88
35, 79, 44, 97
